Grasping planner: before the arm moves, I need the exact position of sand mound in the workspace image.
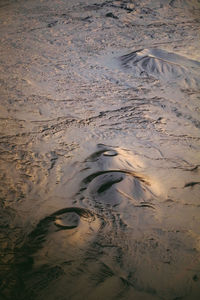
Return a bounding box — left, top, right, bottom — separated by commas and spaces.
120, 48, 200, 86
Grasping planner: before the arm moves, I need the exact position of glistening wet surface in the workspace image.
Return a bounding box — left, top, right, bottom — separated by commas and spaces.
0, 0, 200, 299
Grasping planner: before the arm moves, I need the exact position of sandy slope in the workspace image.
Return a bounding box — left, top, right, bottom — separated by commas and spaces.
0, 0, 200, 299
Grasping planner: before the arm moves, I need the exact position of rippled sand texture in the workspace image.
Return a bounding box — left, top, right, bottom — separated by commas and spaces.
0, 0, 200, 299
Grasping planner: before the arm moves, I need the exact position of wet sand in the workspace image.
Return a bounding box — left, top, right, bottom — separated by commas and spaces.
0, 0, 200, 299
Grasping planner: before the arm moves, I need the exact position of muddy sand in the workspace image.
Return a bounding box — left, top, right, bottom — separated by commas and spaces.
0, 0, 200, 299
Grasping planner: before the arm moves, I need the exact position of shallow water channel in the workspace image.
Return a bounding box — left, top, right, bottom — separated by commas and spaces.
0, 0, 200, 299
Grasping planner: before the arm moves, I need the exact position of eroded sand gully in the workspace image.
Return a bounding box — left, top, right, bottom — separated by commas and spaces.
0, 0, 200, 299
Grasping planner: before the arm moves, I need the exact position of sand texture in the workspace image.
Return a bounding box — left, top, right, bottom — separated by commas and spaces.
0, 0, 200, 299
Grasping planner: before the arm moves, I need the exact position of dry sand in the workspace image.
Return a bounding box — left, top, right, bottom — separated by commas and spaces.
0, 0, 200, 299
